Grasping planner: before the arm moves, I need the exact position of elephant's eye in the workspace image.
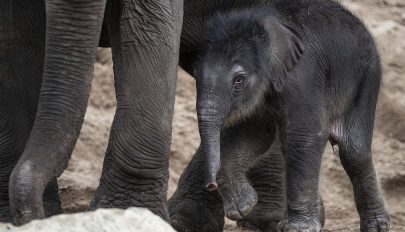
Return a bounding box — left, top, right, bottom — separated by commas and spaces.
232, 73, 247, 95
233, 74, 246, 86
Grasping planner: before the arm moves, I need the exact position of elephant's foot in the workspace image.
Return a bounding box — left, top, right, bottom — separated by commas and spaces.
6, 189, 62, 224
92, 156, 170, 220
236, 205, 283, 232
220, 179, 258, 221
9, 165, 46, 225
359, 208, 390, 232
13, 206, 45, 226
277, 216, 322, 232
276, 196, 325, 232
9, 176, 61, 225
238, 217, 279, 232
168, 147, 225, 232
92, 181, 169, 221
169, 198, 224, 232
237, 197, 325, 232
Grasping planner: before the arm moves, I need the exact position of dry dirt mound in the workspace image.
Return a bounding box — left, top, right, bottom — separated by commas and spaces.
56, 0, 405, 231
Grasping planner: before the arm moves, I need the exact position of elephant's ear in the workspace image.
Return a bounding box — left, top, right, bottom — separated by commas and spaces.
261, 16, 304, 92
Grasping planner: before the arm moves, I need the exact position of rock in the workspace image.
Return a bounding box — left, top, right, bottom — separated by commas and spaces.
0, 208, 175, 232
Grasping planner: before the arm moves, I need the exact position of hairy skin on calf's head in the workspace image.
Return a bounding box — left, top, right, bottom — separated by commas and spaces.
195, 9, 303, 190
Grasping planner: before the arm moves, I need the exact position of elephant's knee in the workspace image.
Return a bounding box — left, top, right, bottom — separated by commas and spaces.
339, 145, 373, 177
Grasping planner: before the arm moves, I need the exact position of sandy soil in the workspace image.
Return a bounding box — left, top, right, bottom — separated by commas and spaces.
58, 0, 405, 231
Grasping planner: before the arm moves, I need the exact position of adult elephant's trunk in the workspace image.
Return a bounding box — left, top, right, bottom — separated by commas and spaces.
197, 97, 225, 192
9, 0, 106, 225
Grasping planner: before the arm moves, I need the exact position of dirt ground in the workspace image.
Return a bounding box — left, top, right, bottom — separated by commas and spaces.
58, 0, 405, 231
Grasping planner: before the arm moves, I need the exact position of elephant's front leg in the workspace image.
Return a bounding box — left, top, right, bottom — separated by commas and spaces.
218, 120, 275, 222
277, 102, 328, 232
92, 0, 183, 220
169, 115, 275, 232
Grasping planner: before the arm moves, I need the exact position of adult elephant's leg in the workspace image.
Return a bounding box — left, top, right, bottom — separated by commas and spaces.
169, 147, 225, 232
92, 0, 183, 220
8, 0, 106, 225
169, 114, 275, 232
42, 178, 62, 217
237, 138, 286, 232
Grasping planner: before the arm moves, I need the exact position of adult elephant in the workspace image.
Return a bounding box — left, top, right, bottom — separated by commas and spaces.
0, 0, 182, 225
0, 0, 275, 226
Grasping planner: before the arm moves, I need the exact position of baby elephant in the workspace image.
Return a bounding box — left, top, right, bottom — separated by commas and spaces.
174, 1, 389, 232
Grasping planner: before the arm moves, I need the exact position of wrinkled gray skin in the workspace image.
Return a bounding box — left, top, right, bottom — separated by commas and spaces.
0, 0, 182, 225
169, 113, 325, 232
0, 0, 280, 226
169, 112, 286, 231
0, 0, 289, 227
0, 0, 387, 231
170, 0, 389, 232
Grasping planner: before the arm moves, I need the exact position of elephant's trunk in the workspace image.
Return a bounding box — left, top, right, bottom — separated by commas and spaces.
197, 97, 225, 192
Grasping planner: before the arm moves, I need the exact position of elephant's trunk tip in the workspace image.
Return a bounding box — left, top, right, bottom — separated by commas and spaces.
204, 148, 220, 192
205, 180, 218, 192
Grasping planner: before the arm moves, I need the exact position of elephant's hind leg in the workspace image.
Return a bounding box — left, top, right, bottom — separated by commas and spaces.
237, 141, 286, 232
168, 147, 225, 232
337, 67, 389, 232
169, 115, 275, 232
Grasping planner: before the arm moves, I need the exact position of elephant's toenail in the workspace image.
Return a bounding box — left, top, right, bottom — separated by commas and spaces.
286, 229, 299, 232
238, 204, 252, 216
227, 210, 242, 220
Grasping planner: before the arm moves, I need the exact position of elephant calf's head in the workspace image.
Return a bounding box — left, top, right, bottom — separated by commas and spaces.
194, 9, 304, 190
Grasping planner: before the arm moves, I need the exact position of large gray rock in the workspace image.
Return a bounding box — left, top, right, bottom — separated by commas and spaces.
0, 208, 175, 232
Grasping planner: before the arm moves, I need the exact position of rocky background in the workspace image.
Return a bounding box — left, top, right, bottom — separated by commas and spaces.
1, 208, 175, 232
42, 0, 405, 231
